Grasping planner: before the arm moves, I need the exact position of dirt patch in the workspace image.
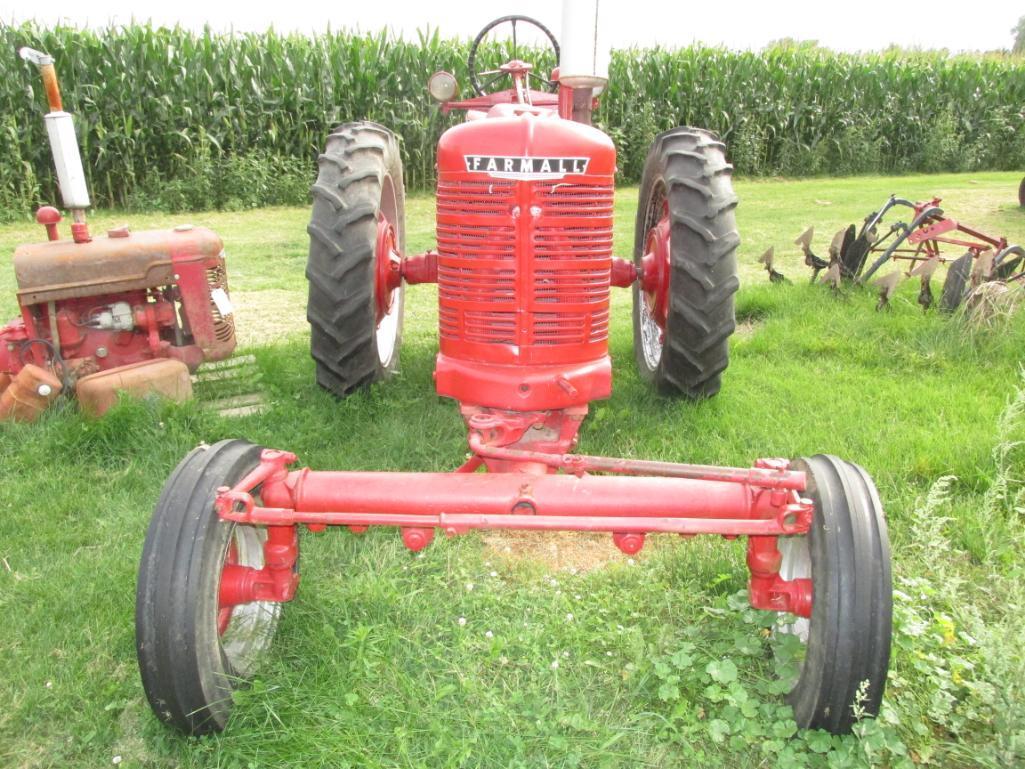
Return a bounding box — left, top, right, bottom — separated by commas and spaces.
734, 319, 763, 340
113, 699, 173, 768
481, 530, 675, 573
230, 289, 307, 348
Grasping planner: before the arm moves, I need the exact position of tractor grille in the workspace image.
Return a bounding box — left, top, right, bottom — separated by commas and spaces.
436, 177, 613, 360
205, 263, 236, 344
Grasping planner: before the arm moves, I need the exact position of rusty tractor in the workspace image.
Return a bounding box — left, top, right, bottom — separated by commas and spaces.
0, 49, 236, 421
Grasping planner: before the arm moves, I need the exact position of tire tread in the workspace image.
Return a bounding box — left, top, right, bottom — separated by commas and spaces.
787, 455, 892, 733
632, 126, 740, 399
135, 440, 265, 735
307, 121, 404, 398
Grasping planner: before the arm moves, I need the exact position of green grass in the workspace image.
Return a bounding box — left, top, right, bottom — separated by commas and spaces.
1, 171, 1025, 768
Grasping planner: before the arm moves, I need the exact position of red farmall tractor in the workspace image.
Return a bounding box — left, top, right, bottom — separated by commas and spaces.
136, 4, 892, 737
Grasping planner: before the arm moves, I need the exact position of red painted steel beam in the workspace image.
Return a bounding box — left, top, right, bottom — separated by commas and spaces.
221, 509, 801, 537
467, 433, 807, 491
259, 470, 760, 518
214, 450, 815, 615
216, 450, 812, 537
908, 218, 1006, 251
907, 217, 957, 243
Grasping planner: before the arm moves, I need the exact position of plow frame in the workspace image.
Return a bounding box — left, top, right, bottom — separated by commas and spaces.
857, 195, 1019, 282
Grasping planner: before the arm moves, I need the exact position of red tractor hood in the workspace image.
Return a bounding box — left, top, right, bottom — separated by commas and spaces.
437, 108, 615, 180
433, 107, 617, 411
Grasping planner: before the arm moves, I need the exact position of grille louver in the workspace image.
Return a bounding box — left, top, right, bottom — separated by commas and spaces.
436, 177, 613, 357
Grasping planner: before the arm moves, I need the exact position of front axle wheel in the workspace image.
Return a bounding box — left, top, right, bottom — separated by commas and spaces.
777, 455, 892, 734
136, 440, 293, 735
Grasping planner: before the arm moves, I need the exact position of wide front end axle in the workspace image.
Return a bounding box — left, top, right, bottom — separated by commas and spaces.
212, 443, 816, 619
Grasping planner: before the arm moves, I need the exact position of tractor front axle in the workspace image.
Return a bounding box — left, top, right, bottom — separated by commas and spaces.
213, 447, 815, 618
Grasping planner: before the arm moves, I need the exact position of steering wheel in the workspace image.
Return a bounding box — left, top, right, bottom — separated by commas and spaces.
467, 15, 561, 96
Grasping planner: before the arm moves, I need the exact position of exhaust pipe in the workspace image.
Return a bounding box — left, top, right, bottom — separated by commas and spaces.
559, 0, 609, 89
558, 0, 610, 124
19, 47, 91, 242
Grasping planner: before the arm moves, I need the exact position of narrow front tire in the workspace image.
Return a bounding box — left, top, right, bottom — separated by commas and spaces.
135, 440, 288, 735
778, 455, 892, 734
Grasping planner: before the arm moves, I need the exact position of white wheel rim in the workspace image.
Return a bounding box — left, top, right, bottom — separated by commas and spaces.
376, 286, 401, 367
218, 525, 281, 678
640, 297, 663, 371
776, 535, 812, 643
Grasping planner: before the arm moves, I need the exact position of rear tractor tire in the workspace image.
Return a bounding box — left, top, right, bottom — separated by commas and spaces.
136, 440, 289, 735
632, 127, 740, 398
776, 455, 892, 734
307, 121, 406, 398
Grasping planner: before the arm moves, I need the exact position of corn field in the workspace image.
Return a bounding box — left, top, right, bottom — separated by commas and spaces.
1, 22, 1024, 215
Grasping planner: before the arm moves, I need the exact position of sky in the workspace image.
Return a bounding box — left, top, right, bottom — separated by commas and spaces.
4, 0, 1022, 53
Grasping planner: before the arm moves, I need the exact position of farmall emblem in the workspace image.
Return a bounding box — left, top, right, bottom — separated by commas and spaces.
464, 155, 590, 180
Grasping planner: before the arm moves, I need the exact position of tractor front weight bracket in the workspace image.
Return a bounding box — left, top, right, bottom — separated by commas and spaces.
214, 445, 815, 617
218, 524, 299, 609
214, 449, 300, 611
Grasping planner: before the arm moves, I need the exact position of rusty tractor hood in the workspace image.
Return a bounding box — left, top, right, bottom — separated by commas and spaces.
13, 226, 223, 305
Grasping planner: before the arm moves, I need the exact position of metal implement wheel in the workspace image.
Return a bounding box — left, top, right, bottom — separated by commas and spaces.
632, 127, 739, 398
307, 121, 405, 398
136, 440, 289, 735
940, 252, 973, 313
779, 455, 892, 734
993, 245, 1025, 283
467, 15, 560, 95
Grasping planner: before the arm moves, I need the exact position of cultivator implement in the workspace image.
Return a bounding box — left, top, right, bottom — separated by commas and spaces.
793, 195, 1024, 311
136, 1, 893, 740
856, 195, 1022, 285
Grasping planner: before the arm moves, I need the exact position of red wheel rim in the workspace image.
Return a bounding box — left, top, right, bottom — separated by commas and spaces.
374, 214, 402, 324
638, 190, 671, 370
642, 209, 671, 331
217, 539, 240, 636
